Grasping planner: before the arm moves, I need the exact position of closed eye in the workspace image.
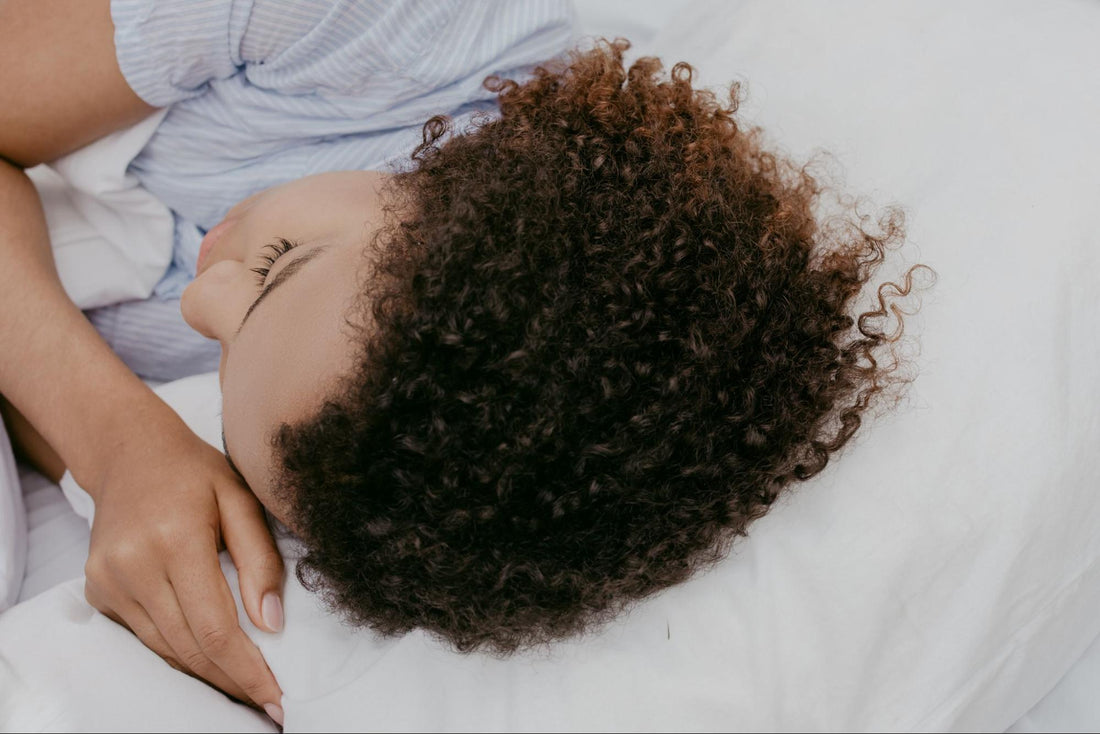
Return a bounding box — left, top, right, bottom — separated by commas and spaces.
252, 238, 300, 285
236, 244, 330, 335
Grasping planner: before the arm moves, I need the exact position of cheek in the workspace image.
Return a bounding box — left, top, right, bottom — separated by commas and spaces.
221, 370, 295, 526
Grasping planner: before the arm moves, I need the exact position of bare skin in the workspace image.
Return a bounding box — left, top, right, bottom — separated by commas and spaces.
0, 1, 285, 721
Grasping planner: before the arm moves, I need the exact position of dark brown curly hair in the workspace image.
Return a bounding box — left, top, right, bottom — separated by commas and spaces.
273, 40, 930, 653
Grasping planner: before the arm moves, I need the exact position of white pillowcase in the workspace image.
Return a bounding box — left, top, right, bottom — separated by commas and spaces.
0, 418, 27, 612
25, 108, 171, 310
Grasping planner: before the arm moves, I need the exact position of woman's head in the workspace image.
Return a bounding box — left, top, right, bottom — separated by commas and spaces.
188, 40, 928, 652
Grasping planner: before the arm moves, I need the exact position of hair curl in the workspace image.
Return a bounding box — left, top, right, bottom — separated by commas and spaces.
274, 40, 932, 653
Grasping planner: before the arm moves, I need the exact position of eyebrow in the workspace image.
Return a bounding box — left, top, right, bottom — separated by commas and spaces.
236, 245, 330, 335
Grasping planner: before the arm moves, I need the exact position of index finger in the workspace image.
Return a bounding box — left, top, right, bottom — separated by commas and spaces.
169, 540, 283, 715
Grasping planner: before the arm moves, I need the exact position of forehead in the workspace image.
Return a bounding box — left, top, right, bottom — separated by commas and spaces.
263, 171, 383, 215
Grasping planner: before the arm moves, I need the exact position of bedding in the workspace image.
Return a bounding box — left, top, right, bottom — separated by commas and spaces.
3, 0, 1100, 730
0, 420, 27, 612
25, 109, 171, 311
14, 467, 89, 606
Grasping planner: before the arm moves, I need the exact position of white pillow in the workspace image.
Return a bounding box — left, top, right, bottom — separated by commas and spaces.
5, 1, 1100, 729
0, 418, 28, 612
25, 108, 172, 310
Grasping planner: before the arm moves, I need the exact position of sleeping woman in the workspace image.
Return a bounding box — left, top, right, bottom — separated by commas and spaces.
0, 0, 928, 724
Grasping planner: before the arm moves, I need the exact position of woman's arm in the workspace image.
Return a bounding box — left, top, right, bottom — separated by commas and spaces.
0, 1, 283, 718
0, 0, 153, 166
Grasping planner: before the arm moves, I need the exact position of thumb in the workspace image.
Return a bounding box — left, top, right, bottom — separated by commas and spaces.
220, 481, 286, 633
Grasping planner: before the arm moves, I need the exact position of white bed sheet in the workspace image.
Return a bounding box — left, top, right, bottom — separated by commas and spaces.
15, 468, 88, 605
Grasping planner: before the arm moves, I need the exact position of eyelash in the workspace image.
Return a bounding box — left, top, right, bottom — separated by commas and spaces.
251, 238, 299, 285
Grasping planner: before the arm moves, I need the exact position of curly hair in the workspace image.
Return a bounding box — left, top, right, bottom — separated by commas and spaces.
273, 40, 931, 653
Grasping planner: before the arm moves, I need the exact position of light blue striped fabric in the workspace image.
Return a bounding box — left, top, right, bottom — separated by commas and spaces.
89, 0, 575, 381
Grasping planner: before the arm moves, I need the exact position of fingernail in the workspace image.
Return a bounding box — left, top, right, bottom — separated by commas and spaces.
262, 592, 284, 632
263, 702, 284, 726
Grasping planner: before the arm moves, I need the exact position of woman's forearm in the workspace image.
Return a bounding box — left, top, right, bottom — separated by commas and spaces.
0, 159, 181, 499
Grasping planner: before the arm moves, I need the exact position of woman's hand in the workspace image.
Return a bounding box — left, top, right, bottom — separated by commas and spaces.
82, 417, 285, 722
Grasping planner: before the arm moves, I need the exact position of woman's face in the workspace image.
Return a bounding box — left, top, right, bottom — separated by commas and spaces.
181, 170, 388, 526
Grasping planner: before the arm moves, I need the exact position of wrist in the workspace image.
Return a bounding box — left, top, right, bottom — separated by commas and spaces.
70, 383, 193, 503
